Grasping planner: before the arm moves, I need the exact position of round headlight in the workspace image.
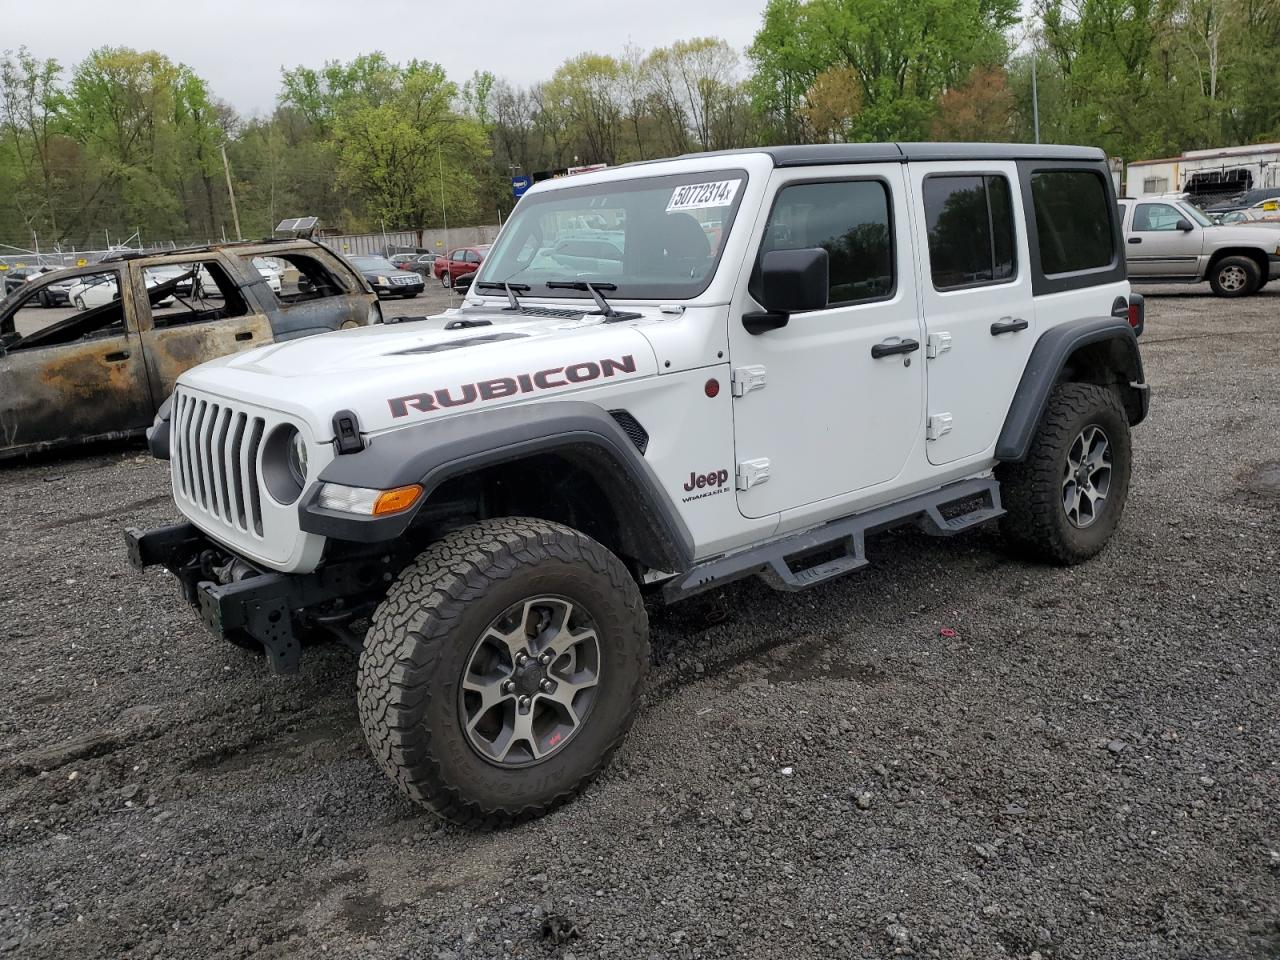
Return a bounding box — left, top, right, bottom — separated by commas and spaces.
288, 430, 308, 486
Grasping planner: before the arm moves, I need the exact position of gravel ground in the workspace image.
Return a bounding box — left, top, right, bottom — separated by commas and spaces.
1, 285, 1277, 960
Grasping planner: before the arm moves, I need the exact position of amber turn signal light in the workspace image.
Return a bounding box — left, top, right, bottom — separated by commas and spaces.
372, 484, 423, 516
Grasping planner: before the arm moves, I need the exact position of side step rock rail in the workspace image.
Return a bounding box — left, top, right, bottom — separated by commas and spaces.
663, 477, 1004, 602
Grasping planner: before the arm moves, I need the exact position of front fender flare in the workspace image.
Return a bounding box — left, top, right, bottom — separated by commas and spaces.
300, 401, 695, 572
996, 317, 1148, 463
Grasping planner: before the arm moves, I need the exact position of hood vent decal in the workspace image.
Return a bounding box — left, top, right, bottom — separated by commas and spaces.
395, 332, 528, 355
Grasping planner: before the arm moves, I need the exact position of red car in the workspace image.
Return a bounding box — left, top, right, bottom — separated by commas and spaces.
434, 245, 490, 287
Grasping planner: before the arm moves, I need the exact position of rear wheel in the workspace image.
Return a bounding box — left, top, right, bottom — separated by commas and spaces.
998, 382, 1132, 565
1208, 255, 1260, 297
357, 517, 648, 827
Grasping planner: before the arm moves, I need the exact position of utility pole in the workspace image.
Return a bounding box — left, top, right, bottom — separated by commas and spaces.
438, 143, 450, 270
1031, 54, 1041, 145
221, 146, 243, 244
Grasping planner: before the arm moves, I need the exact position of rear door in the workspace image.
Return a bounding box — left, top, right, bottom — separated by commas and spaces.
728, 164, 924, 519
1126, 201, 1202, 278
907, 160, 1036, 465
130, 258, 272, 403
0, 267, 153, 453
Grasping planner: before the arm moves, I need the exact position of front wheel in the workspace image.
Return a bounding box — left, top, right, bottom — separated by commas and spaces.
357, 517, 649, 827
998, 382, 1132, 565
440, 272, 452, 288
1209, 256, 1260, 297
74, 295, 86, 311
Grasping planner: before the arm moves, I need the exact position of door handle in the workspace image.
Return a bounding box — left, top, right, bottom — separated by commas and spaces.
870, 338, 920, 359
104, 350, 130, 362
1128, 237, 1142, 244
235, 331, 254, 341
990, 317, 1029, 336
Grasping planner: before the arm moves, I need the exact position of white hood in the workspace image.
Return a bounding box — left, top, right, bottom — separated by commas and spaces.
178, 305, 661, 438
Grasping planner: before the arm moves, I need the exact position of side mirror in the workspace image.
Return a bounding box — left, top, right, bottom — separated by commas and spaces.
1176, 218, 1194, 232
453, 273, 473, 294
743, 248, 829, 335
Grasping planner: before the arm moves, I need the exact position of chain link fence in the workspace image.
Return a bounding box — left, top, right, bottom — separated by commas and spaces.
0, 224, 502, 277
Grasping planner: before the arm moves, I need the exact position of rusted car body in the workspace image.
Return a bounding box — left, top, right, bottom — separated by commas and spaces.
0, 240, 379, 460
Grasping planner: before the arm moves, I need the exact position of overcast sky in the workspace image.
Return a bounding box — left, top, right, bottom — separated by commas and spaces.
3, 0, 769, 116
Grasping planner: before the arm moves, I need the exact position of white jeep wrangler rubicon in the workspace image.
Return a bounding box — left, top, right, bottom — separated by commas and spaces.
127, 143, 1149, 826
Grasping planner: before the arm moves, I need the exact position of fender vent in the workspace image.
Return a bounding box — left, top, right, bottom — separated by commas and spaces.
609, 410, 649, 454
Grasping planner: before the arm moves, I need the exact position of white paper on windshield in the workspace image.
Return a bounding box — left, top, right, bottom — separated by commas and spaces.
667, 179, 741, 212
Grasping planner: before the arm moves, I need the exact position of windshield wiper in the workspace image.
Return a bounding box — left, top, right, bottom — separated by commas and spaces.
545, 280, 624, 319
474, 280, 530, 311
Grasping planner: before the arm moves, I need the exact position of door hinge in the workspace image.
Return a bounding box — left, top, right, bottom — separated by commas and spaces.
926, 332, 952, 359
731, 365, 767, 397
736, 458, 771, 490
926, 413, 953, 441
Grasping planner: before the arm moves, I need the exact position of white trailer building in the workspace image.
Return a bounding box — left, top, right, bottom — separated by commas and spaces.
1126, 142, 1280, 198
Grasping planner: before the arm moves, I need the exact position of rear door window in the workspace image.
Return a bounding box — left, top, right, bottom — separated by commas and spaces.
923, 175, 1016, 289
1029, 170, 1115, 275
143, 261, 248, 327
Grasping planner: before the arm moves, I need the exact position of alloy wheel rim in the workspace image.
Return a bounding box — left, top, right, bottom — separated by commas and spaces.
1061, 424, 1112, 529
1220, 265, 1246, 291
458, 595, 602, 767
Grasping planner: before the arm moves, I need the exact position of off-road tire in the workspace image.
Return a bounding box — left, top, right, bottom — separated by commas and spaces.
356, 517, 649, 828
1208, 255, 1261, 297
998, 382, 1132, 565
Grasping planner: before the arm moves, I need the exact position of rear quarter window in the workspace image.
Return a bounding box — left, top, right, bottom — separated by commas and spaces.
243, 252, 350, 304
1030, 170, 1115, 276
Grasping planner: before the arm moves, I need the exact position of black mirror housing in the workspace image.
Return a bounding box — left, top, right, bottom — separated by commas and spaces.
1176, 218, 1194, 232
760, 248, 829, 313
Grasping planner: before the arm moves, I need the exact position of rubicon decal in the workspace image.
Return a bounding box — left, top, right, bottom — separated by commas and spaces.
388, 355, 638, 417
681, 468, 730, 502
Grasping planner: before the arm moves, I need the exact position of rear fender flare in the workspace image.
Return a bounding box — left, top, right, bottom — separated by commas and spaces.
996, 317, 1147, 462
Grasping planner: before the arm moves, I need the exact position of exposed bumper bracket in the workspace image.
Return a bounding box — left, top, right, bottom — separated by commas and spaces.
125, 522, 387, 675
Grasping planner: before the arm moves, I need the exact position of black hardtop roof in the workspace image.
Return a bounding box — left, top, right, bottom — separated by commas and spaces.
675, 142, 1105, 166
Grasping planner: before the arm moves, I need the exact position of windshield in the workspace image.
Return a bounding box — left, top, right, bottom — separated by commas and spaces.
352, 256, 395, 271
476, 169, 749, 301
1179, 203, 1213, 227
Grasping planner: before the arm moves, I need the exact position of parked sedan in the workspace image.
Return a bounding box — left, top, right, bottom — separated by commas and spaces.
346, 255, 425, 298
4, 266, 77, 305
68, 274, 176, 310
391, 252, 438, 277
433, 245, 490, 287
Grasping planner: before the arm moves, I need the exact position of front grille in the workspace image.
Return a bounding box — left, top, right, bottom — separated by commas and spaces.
390, 275, 421, 286
171, 389, 267, 539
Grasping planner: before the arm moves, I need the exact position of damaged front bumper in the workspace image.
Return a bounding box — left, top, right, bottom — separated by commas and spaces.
124, 522, 388, 674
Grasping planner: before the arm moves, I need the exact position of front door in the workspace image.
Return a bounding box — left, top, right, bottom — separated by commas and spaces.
0, 268, 153, 453
1126, 201, 1202, 278
130, 258, 273, 402
728, 165, 924, 520
907, 161, 1037, 465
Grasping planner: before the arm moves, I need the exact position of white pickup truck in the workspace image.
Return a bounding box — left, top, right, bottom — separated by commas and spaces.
1117, 196, 1280, 296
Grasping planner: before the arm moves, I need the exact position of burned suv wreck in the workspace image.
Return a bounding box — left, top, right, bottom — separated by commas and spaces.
0, 239, 378, 459
128, 143, 1149, 827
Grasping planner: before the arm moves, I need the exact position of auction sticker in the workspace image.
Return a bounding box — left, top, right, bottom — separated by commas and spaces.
667, 179, 741, 212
